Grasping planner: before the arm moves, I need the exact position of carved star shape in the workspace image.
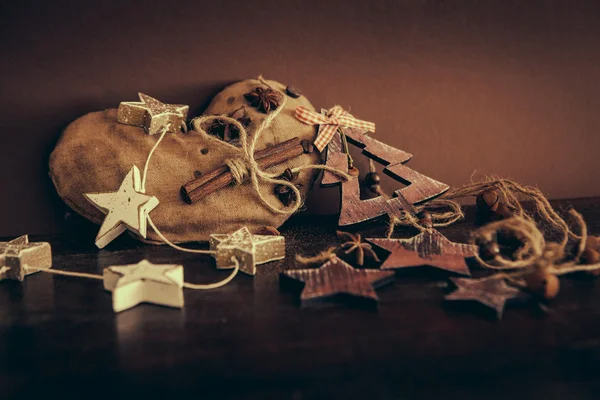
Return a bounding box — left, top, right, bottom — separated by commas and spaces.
84, 166, 159, 249
0, 235, 52, 282
368, 229, 477, 276
103, 259, 184, 313
445, 277, 521, 318
281, 256, 395, 305
210, 227, 285, 275
117, 93, 189, 134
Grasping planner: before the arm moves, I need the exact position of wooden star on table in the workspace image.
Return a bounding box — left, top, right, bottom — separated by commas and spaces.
84, 166, 159, 249
281, 256, 395, 305
0, 235, 52, 282
209, 227, 285, 276
368, 229, 478, 276
117, 93, 189, 134
103, 259, 184, 313
445, 277, 521, 319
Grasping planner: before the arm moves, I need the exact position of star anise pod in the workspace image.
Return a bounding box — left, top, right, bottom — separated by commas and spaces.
337, 231, 381, 266
244, 87, 282, 113
274, 168, 303, 207
206, 106, 252, 143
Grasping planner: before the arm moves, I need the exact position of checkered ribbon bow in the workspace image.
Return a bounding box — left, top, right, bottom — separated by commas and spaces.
295, 105, 376, 152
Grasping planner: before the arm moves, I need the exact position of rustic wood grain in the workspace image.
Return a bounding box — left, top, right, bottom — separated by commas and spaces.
321, 128, 450, 226
368, 229, 479, 276
181, 137, 306, 204
445, 277, 522, 319
281, 256, 395, 305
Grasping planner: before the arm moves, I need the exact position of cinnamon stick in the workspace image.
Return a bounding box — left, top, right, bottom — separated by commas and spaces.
181, 137, 310, 204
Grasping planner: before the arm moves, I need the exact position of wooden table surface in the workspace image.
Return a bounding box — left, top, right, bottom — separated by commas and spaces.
2, 198, 600, 400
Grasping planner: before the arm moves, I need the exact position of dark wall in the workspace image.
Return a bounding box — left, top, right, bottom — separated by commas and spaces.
1, 0, 599, 236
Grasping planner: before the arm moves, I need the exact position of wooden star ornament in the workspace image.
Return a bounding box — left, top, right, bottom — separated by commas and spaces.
0, 235, 52, 282
281, 256, 395, 306
209, 227, 285, 276
84, 166, 159, 249
117, 93, 189, 134
103, 259, 184, 313
445, 277, 521, 319
321, 126, 449, 226
368, 229, 477, 276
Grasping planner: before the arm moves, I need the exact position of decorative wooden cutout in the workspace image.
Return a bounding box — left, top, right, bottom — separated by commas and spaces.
209, 227, 285, 276
445, 277, 521, 319
117, 93, 189, 135
103, 259, 184, 313
84, 166, 159, 249
281, 256, 394, 305
321, 127, 449, 226
0, 235, 52, 282
368, 229, 477, 276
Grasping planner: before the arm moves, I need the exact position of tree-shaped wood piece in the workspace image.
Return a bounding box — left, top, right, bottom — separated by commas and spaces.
321, 127, 449, 226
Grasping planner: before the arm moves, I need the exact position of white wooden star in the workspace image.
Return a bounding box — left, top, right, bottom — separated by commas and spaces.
0, 235, 52, 281
84, 166, 159, 249
103, 259, 184, 313
209, 227, 285, 276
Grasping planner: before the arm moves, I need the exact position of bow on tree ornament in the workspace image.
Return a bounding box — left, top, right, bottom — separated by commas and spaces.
297, 106, 449, 226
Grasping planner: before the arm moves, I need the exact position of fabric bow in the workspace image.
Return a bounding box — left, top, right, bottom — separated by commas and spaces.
295, 105, 376, 152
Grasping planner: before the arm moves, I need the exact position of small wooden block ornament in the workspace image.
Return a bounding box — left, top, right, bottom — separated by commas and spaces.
84, 166, 159, 249
321, 127, 449, 226
445, 277, 521, 319
117, 93, 189, 135
0, 235, 52, 282
368, 229, 477, 276
210, 227, 285, 276
103, 259, 184, 313
281, 256, 395, 305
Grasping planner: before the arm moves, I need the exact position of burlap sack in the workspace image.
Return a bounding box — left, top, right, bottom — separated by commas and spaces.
49, 78, 320, 243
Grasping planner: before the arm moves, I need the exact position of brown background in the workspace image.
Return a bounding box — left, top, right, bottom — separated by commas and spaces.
1, 0, 599, 237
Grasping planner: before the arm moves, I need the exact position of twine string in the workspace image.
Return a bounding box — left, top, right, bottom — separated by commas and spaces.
470, 208, 600, 277
27, 257, 240, 290
141, 124, 170, 192
182, 257, 240, 290
147, 216, 215, 255
295, 246, 338, 265
191, 76, 353, 216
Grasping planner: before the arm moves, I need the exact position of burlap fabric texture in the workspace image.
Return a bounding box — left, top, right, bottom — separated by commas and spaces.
49, 78, 320, 243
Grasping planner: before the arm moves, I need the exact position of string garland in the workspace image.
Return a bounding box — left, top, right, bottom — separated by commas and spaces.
34, 77, 354, 290
28, 259, 240, 290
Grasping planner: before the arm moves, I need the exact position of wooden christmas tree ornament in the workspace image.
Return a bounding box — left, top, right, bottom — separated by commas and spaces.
368, 230, 478, 276
281, 256, 395, 305
209, 226, 285, 276
117, 93, 189, 135
103, 259, 184, 313
445, 277, 521, 318
84, 166, 159, 249
0, 235, 52, 282
321, 126, 449, 226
